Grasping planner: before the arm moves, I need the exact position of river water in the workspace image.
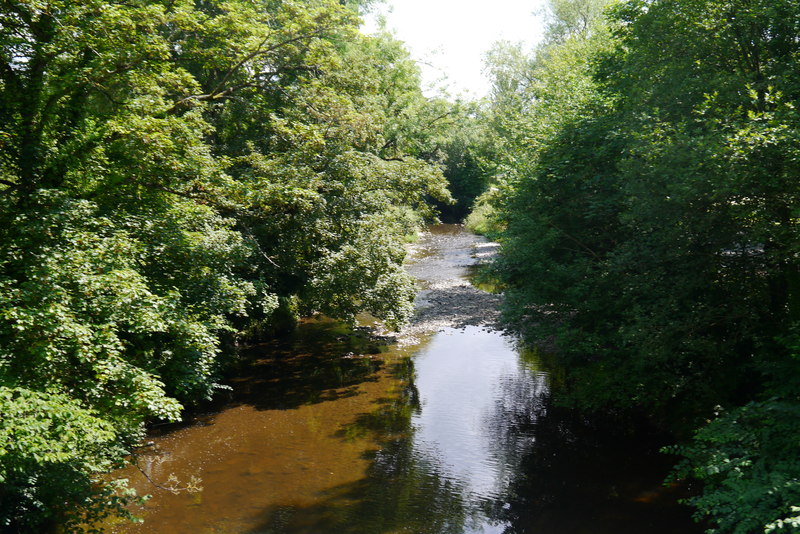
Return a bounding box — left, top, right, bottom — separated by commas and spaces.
109, 225, 701, 534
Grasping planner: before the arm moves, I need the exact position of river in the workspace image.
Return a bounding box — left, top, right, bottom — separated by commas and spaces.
108, 225, 701, 534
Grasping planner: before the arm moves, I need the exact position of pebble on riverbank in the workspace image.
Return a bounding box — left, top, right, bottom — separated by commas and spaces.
393, 230, 504, 346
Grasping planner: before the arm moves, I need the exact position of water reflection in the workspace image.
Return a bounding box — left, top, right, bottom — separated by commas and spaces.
244, 325, 698, 534
248, 349, 473, 534
110, 320, 424, 533
411, 326, 542, 534
250, 326, 541, 534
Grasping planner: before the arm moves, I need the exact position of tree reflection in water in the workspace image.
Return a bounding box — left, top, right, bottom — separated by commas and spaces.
251, 327, 702, 534
488, 349, 701, 534
249, 356, 475, 534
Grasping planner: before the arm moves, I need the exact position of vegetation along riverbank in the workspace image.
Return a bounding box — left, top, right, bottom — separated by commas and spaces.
2, 0, 799, 532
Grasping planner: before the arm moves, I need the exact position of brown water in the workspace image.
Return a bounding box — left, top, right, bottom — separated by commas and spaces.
108, 225, 702, 534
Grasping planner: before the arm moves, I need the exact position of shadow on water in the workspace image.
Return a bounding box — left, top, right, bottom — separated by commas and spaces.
241, 333, 701, 534
245, 443, 472, 534
476, 352, 700, 534
243, 355, 476, 534
226, 321, 387, 412
109, 320, 428, 534
494, 402, 699, 534
332, 358, 420, 442
141, 319, 392, 441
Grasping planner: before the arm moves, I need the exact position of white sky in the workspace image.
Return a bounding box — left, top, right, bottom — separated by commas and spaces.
362, 0, 548, 98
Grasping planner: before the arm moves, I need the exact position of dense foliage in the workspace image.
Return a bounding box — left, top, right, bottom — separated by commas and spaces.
0, 0, 453, 529
479, 0, 800, 532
